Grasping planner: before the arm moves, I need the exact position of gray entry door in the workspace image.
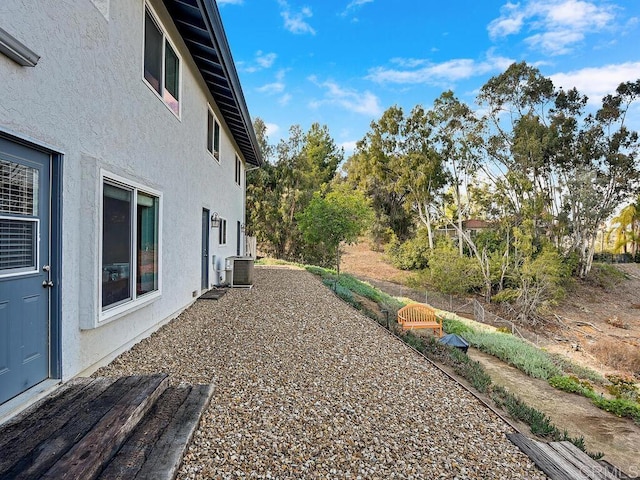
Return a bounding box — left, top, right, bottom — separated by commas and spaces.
201, 209, 209, 290
0, 138, 51, 404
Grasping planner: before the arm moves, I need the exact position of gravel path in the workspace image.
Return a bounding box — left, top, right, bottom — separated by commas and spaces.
95, 266, 547, 479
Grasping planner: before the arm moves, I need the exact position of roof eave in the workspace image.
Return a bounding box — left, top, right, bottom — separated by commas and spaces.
163, 0, 263, 167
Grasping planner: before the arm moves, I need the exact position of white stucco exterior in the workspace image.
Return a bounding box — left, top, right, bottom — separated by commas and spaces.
0, 0, 259, 397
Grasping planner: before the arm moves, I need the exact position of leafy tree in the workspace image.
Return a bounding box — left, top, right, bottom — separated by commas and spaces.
297, 186, 373, 273
399, 105, 447, 249
430, 91, 482, 254
345, 105, 446, 247
246, 121, 344, 261
344, 106, 415, 242
551, 81, 640, 276
478, 63, 640, 278
477, 62, 556, 230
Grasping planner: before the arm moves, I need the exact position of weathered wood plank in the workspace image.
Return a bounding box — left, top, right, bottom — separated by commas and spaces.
534, 441, 595, 480
0, 377, 123, 480
0, 380, 78, 451
507, 433, 588, 480
550, 442, 620, 480
0, 377, 112, 452
134, 384, 214, 480
97, 386, 192, 480
40, 374, 169, 480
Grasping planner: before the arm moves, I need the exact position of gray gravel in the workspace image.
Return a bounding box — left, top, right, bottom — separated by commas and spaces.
95, 266, 547, 479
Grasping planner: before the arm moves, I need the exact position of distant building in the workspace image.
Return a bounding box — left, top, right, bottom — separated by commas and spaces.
438, 219, 493, 238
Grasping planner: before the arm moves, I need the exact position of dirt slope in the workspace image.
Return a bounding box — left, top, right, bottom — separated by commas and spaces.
341, 240, 640, 380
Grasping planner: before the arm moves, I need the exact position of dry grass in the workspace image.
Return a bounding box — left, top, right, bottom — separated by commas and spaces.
341, 239, 411, 284
589, 339, 640, 376
606, 316, 630, 329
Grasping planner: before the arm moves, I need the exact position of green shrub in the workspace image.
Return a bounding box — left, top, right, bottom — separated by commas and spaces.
548, 375, 595, 397
385, 229, 432, 270
549, 354, 605, 384
463, 330, 562, 380
592, 397, 640, 423
426, 241, 484, 295
442, 318, 474, 336
414, 335, 492, 393
491, 288, 520, 304
606, 375, 639, 401
491, 385, 557, 437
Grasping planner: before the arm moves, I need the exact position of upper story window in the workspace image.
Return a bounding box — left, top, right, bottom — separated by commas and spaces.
144, 5, 180, 116
207, 108, 220, 160
235, 155, 241, 185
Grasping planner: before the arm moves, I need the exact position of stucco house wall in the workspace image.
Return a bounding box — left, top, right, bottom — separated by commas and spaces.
0, 0, 258, 398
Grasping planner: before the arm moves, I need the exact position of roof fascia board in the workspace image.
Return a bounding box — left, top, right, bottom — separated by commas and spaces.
194, 0, 263, 166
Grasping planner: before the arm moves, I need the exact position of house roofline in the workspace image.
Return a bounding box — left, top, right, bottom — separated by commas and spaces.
163, 0, 263, 167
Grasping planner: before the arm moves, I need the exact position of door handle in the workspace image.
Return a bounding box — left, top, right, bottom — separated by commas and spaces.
42, 280, 54, 288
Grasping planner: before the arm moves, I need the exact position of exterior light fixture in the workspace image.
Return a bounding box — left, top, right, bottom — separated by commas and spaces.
240, 223, 245, 232
211, 212, 221, 228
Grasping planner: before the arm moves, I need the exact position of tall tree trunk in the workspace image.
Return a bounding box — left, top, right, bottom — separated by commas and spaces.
425, 206, 434, 250
416, 201, 434, 249
455, 181, 464, 256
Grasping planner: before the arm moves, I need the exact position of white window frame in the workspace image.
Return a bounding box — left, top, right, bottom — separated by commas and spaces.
98, 170, 163, 325
207, 107, 221, 161
0, 217, 39, 278
219, 218, 227, 246
142, 2, 182, 119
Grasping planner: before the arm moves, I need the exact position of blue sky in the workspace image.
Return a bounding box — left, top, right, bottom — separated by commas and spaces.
216, 0, 640, 158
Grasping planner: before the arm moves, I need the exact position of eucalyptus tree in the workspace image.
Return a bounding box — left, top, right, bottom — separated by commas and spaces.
478, 63, 640, 277
429, 90, 483, 254
345, 105, 446, 247
344, 106, 414, 241
477, 62, 556, 230
550, 81, 640, 276
397, 105, 447, 249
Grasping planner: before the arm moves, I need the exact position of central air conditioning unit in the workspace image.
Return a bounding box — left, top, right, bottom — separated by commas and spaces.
225, 256, 254, 287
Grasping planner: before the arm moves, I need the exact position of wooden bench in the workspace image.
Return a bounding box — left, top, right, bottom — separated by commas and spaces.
397, 303, 443, 337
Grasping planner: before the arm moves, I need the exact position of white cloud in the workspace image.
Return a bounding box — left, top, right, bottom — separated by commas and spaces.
256, 51, 277, 69
367, 53, 513, 85
257, 82, 285, 94
488, 2, 525, 37
488, 0, 617, 55
346, 0, 374, 8
242, 51, 278, 73
550, 62, 640, 103
217, 0, 243, 5
279, 93, 292, 106
525, 30, 583, 55
256, 69, 288, 96
341, 0, 374, 17
278, 1, 316, 35
308, 76, 382, 116
339, 140, 358, 156
265, 123, 280, 138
